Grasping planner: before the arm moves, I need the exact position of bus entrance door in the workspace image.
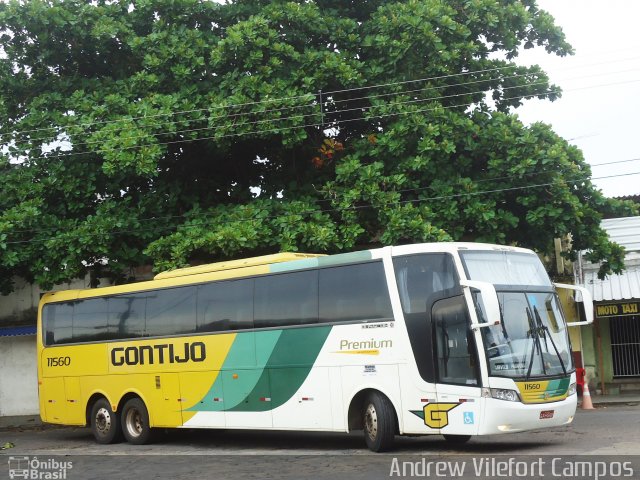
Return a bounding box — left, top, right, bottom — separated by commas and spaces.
432, 296, 481, 436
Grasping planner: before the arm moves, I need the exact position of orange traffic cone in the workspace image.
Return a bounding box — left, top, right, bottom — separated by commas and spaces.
581, 379, 595, 410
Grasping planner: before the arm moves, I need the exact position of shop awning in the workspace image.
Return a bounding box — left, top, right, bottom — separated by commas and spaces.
581, 216, 640, 302
0, 326, 37, 337
584, 265, 640, 302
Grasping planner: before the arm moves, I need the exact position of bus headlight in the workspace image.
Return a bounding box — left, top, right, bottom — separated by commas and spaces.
568, 382, 577, 396
490, 388, 520, 402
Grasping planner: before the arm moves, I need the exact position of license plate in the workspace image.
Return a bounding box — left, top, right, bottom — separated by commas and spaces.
540, 410, 554, 419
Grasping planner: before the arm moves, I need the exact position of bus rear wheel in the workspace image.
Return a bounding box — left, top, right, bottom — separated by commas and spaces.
121, 398, 153, 445
362, 392, 396, 452
90, 398, 122, 444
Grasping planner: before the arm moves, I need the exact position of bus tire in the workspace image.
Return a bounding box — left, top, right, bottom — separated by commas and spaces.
121, 398, 153, 445
443, 434, 471, 445
90, 398, 122, 444
362, 392, 396, 452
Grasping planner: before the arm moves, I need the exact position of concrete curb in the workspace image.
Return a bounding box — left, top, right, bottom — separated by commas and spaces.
589, 401, 640, 407
581, 395, 640, 408
0, 415, 42, 430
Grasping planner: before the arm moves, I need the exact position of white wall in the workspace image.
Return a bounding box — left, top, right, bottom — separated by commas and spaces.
0, 269, 154, 324
0, 276, 91, 324
0, 335, 39, 416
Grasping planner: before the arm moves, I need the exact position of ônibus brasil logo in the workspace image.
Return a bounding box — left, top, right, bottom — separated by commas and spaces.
7, 456, 72, 479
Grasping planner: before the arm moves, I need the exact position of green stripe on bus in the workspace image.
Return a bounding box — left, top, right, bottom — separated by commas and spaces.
269, 258, 321, 272
269, 250, 373, 273
316, 251, 373, 267
546, 378, 570, 395
188, 331, 281, 412
227, 326, 332, 412
189, 326, 331, 412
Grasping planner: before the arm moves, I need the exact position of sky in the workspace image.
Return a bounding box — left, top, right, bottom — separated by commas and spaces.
514, 0, 640, 198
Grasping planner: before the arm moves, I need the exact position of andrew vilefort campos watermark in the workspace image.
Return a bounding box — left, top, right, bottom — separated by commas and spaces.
389, 457, 634, 479
7, 456, 72, 480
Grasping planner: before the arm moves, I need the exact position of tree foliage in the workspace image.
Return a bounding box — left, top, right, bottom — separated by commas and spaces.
0, 0, 635, 293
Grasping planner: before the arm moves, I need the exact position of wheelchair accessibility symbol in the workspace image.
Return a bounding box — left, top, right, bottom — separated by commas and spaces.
463, 412, 475, 425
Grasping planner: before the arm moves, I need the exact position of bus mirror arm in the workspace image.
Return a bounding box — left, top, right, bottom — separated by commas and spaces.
460, 280, 501, 330
554, 283, 594, 326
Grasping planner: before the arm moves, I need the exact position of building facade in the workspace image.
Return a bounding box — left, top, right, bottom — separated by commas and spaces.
578, 216, 640, 395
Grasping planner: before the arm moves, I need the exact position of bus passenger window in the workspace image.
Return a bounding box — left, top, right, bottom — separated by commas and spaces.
254, 271, 318, 328
319, 262, 392, 323
43, 302, 73, 345
393, 254, 459, 315
108, 294, 147, 339
146, 286, 196, 337
73, 298, 109, 342
197, 279, 254, 332
393, 254, 460, 384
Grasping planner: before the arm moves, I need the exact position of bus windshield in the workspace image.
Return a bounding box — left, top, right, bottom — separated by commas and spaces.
459, 250, 552, 287
460, 250, 573, 379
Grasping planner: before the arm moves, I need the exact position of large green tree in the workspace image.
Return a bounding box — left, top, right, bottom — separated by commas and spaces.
0, 0, 634, 293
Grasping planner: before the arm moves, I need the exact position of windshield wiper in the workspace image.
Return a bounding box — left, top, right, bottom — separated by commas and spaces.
532, 306, 567, 377
524, 307, 547, 380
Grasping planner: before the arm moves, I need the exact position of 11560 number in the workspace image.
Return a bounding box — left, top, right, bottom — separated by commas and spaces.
47, 356, 71, 367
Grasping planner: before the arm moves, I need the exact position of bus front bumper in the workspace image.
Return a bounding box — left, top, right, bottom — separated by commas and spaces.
478, 394, 578, 435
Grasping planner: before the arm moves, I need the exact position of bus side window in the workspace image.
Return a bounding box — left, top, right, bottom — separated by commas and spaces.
393, 253, 460, 384
108, 294, 147, 339
254, 270, 318, 328
197, 278, 254, 332
43, 303, 73, 346
319, 262, 392, 323
73, 298, 109, 342
394, 254, 459, 315
146, 286, 197, 337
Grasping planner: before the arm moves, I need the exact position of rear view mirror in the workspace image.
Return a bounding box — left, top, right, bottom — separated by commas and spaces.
554, 283, 594, 326
460, 280, 501, 330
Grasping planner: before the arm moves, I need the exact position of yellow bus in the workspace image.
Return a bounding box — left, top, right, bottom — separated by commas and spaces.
37, 243, 593, 451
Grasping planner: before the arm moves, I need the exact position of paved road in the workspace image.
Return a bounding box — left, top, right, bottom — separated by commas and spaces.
1, 405, 639, 479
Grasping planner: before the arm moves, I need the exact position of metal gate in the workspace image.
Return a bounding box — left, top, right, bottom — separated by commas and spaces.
610, 315, 640, 377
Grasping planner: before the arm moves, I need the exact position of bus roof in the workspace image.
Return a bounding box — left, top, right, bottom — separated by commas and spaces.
154, 253, 325, 280
40, 252, 332, 304
38, 243, 537, 305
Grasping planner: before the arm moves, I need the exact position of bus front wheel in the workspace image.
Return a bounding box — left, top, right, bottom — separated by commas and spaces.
90, 398, 122, 444
362, 392, 396, 452
121, 398, 153, 445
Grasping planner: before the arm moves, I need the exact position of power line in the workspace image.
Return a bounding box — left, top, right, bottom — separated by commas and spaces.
4, 169, 640, 245
3, 54, 640, 141
7, 126, 638, 239
0, 156, 609, 235
15, 76, 554, 152
2, 67, 538, 146
2, 63, 531, 138
0, 65, 543, 145
11, 77, 640, 165
591, 157, 640, 167
18, 65, 640, 154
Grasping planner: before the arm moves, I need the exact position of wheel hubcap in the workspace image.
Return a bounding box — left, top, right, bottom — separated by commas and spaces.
364, 403, 378, 440
95, 407, 112, 435
125, 408, 143, 438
